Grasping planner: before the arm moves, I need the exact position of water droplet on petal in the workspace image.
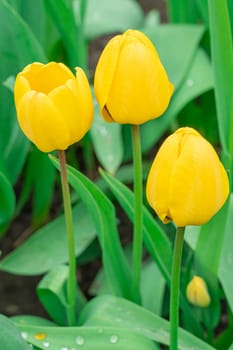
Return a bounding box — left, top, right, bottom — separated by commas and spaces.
109, 335, 119, 344
76, 336, 85, 346
34, 333, 47, 340
43, 341, 50, 348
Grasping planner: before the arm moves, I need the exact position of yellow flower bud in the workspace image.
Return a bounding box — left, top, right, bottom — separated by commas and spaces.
146, 127, 229, 226
186, 276, 211, 307
14, 62, 94, 152
94, 29, 174, 125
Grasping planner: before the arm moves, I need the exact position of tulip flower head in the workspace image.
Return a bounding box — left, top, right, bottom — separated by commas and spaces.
14, 62, 94, 152
94, 29, 174, 125
186, 275, 210, 307
146, 127, 229, 227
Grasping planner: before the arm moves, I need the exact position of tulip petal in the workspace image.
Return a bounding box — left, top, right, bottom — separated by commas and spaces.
17, 91, 70, 152
146, 134, 180, 224
106, 38, 173, 124
94, 35, 122, 121
48, 68, 93, 145
169, 133, 229, 226
14, 74, 31, 107
25, 62, 74, 94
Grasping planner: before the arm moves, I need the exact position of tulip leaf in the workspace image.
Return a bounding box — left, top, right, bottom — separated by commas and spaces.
218, 194, 233, 313
0, 314, 31, 350
0, 85, 30, 185
0, 203, 96, 275
12, 315, 56, 327
45, 0, 86, 70
0, 0, 46, 80
13, 322, 157, 350
37, 264, 86, 326
0, 0, 46, 185
27, 148, 56, 226
99, 168, 172, 282
91, 105, 123, 174
7, 0, 48, 49
193, 198, 230, 328
140, 48, 213, 154
208, 0, 233, 156
0, 171, 15, 237
84, 0, 144, 40
90, 257, 165, 316
49, 155, 137, 302
79, 295, 216, 350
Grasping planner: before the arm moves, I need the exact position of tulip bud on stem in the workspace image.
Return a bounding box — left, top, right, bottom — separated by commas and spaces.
169, 226, 185, 350
131, 125, 143, 303
58, 150, 77, 326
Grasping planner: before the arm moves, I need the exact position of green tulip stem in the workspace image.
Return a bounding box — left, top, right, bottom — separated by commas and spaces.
131, 124, 143, 302
170, 226, 185, 350
58, 150, 76, 326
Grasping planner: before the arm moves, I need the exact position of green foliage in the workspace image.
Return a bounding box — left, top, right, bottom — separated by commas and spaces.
0, 314, 31, 350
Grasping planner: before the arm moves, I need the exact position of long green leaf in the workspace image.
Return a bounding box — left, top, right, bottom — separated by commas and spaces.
194, 199, 230, 327
37, 265, 86, 326
0, 0, 46, 80
50, 155, 136, 301
219, 194, 233, 313
80, 295, 215, 350
45, 0, 87, 70
99, 168, 172, 282
14, 323, 157, 350
91, 105, 123, 174
0, 203, 96, 275
208, 0, 233, 158
0, 171, 15, 237
0, 314, 31, 350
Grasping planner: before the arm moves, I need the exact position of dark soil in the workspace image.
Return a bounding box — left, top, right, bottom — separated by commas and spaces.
0, 0, 167, 321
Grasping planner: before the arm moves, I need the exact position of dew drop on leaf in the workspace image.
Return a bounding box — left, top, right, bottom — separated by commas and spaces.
43, 341, 50, 348
21, 332, 28, 339
76, 335, 85, 346
109, 335, 119, 344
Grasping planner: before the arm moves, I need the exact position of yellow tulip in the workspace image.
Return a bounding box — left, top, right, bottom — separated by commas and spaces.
14, 62, 94, 152
186, 276, 210, 307
94, 29, 174, 124
146, 127, 229, 226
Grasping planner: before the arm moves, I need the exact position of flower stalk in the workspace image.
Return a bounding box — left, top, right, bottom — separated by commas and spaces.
131, 124, 143, 302
169, 226, 185, 350
58, 150, 77, 326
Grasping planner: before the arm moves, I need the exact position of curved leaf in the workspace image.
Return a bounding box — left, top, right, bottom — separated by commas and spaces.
0, 314, 31, 350
13, 323, 157, 350
91, 105, 123, 174
80, 295, 215, 350
0, 203, 96, 275
37, 265, 86, 325
0, 171, 15, 236
49, 155, 136, 302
